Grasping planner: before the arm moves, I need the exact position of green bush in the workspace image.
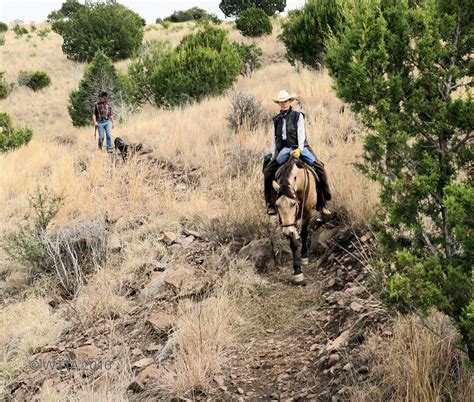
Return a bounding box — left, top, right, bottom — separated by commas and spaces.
37, 27, 51, 39
220, 0, 286, 18
13, 24, 28, 36
52, 0, 144, 62
233, 42, 262, 76
279, 0, 343, 69
236, 7, 272, 37
27, 71, 51, 91
0, 72, 13, 99
128, 40, 172, 105
326, 0, 473, 359
150, 26, 241, 108
163, 7, 220, 24
0, 112, 33, 153
17, 70, 51, 91
30, 24, 37, 32
0, 22, 8, 32
68, 50, 137, 126
0, 36, 5, 46
18, 70, 33, 86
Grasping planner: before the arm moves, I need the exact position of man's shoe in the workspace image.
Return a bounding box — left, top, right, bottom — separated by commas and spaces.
107, 149, 113, 154
267, 205, 277, 215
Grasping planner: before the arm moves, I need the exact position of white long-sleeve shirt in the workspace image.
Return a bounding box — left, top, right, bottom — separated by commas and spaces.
271, 113, 306, 155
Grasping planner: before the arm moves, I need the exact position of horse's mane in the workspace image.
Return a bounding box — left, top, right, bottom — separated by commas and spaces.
277, 159, 305, 199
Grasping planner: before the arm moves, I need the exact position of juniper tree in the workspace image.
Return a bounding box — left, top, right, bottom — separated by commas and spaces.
68, 51, 136, 126
325, 0, 473, 358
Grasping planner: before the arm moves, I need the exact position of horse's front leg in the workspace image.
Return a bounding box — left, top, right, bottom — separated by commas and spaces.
300, 222, 310, 267
289, 236, 305, 285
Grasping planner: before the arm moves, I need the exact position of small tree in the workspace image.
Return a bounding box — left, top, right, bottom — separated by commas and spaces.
68, 50, 137, 126
0, 113, 33, 152
326, 0, 473, 359
27, 71, 51, 91
233, 42, 263, 76
0, 72, 13, 99
151, 26, 241, 107
279, 0, 343, 69
52, 0, 144, 62
236, 7, 272, 37
220, 0, 286, 18
128, 40, 172, 105
0, 22, 8, 32
164, 7, 220, 24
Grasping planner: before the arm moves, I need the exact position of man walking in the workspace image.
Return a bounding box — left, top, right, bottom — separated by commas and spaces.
92, 91, 115, 153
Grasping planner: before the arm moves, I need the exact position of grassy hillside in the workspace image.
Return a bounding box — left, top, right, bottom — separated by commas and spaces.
0, 20, 471, 401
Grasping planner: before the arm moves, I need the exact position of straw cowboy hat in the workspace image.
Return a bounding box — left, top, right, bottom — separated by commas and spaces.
273, 90, 298, 103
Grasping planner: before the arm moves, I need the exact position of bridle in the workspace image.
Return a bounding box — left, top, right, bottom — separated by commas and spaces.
275, 163, 309, 229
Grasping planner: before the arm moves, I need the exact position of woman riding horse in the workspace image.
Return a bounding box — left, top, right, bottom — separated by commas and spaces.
263, 90, 331, 215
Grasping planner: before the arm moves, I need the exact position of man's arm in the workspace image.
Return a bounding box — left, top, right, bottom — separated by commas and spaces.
92, 104, 97, 125
297, 113, 306, 150
109, 104, 115, 129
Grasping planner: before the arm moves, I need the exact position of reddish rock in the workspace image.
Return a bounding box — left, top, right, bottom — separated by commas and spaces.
132, 357, 154, 369
162, 231, 177, 245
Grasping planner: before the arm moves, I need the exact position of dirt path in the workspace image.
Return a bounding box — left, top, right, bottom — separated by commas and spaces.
209, 225, 388, 401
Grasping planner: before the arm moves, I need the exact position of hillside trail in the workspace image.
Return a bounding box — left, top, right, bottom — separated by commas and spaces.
207, 221, 389, 401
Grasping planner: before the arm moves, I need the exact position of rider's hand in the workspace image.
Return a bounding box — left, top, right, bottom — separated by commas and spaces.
291, 148, 301, 158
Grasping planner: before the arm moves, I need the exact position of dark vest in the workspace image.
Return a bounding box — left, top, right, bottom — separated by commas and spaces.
273, 108, 308, 152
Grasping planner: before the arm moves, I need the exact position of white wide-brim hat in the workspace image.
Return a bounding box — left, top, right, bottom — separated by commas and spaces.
273, 90, 297, 103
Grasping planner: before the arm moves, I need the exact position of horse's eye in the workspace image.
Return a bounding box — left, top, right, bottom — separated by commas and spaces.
294, 176, 297, 181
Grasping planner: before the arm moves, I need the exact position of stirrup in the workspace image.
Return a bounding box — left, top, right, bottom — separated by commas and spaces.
267, 205, 277, 215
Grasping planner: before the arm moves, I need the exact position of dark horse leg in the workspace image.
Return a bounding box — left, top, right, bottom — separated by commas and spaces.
289, 236, 305, 285
300, 222, 310, 267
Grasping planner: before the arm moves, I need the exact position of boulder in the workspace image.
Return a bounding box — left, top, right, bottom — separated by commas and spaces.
139, 273, 169, 301
238, 238, 275, 271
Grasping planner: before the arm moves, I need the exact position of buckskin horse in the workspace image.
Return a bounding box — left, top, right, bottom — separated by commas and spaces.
272, 157, 317, 285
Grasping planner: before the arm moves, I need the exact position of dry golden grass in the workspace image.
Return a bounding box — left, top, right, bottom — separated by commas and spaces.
354, 310, 473, 402
155, 256, 264, 398
0, 298, 69, 391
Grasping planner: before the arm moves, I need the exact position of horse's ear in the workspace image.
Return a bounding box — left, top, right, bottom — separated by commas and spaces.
272, 180, 280, 192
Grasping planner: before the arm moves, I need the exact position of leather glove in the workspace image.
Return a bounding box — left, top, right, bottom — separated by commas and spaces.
291, 148, 301, 158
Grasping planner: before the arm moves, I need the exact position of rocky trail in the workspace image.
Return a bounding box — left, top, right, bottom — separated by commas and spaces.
7, 158, 391, 401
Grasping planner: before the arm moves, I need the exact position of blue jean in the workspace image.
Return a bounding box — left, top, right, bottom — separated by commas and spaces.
97, 120, 112, 150
276, 147, 316, 165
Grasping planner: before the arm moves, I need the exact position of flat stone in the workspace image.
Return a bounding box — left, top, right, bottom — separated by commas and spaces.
147, 312, 175, 331
139, 273, 168, 301
162, 231, 177, 245
237, 387, 245, 395
326, 330, 350, 352
345, 286, 365, 296
137, 364, 161, 384
183, 229, 201, 238
132, 357, 154, 369
343, 363, 353, 371
350, 301, 364, 312
309, 343, 319, 351
72, 345, 101, 362
213, 375, 225, 386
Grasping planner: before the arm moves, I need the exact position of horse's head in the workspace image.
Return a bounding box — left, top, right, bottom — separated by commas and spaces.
272, 160, 304, 239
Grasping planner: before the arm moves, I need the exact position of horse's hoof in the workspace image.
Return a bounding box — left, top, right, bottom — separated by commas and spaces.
292, 273, 306, 286
300, 257, 309, 266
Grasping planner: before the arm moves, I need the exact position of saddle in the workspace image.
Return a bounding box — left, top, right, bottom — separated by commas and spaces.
275, 158, 320, 183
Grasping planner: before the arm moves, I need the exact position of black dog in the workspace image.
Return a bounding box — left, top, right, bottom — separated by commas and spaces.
114, 137, 129, 161
115, 137, 147, 161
